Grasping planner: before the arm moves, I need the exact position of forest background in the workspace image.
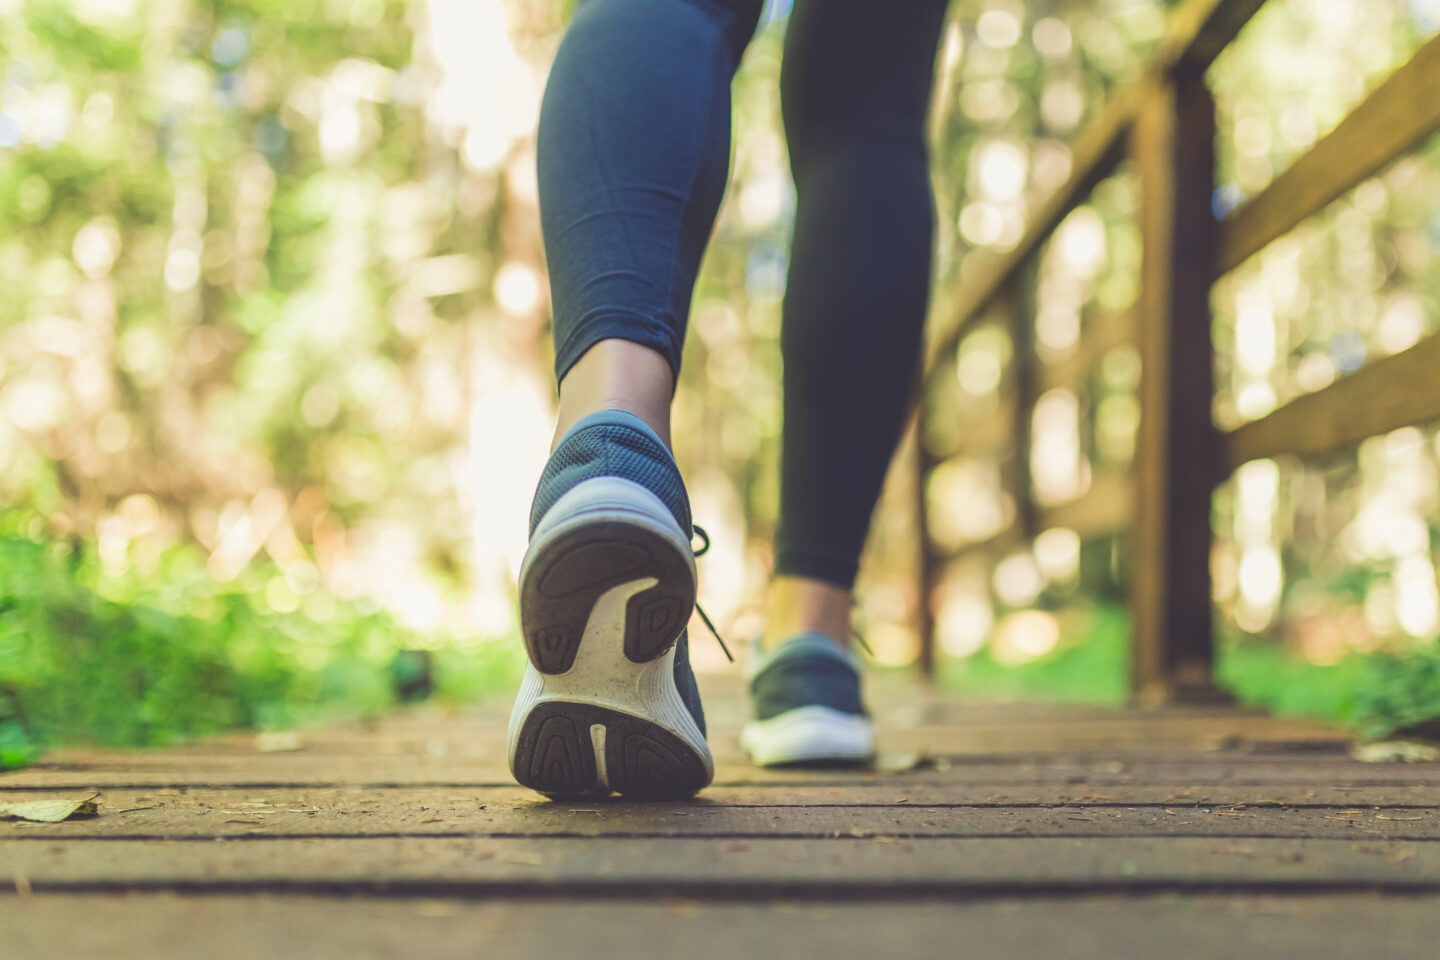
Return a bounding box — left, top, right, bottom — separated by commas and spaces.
2, 0, 1438, 767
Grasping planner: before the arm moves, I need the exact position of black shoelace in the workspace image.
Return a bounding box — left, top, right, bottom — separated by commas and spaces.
690, 523, 874, 661
689, 523, 733, 663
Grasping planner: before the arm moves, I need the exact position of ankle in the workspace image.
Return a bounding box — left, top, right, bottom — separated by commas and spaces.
760, 575, 853, 652
554, 340, 674, 451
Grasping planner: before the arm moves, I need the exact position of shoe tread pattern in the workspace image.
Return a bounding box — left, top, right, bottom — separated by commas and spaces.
511, 701, 709, 800
520, 520, 693, 673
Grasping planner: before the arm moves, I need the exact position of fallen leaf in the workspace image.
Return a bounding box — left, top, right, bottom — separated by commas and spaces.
873, 752, 922, 772
256, 732, 303, 753
0, 793, 100, 822
1352, 741, 1437, 763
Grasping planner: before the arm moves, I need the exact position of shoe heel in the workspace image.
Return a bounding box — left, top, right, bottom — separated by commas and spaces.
520, 477, 696, 675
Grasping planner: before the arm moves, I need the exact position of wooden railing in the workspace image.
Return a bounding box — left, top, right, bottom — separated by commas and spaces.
915, 0, 1440, 700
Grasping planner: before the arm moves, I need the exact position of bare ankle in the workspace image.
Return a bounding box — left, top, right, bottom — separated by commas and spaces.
553, 340, 674, 451
761, 575, 853, 651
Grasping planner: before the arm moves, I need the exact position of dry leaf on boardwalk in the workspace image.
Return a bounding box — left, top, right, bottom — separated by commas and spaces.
1, 793, 100, 822
255, 732, 304, 753
1351, 741, 1437, 763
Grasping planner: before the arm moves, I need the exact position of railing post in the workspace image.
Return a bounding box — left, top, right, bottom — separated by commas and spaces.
914, 408, 937, 679
1129, 71, 1225, 703
1007, 271, 1039, 544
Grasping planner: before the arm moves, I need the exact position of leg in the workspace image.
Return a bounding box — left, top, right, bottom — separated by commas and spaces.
764, 0, 949, 648
538, 0, 763, 451
742, 0, 948, 768
513, 0, 763, 799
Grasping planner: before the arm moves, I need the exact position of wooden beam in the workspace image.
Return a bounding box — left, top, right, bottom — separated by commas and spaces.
1035, 309, 1139, 395
1219, 31, 1440, 275
1224, 332, 1440, 468
1008, 274, 1039, 541
953, 406, 1012, 458
922, 0, 1272, 375
924, 87, 1135, 372
1154, 0, 1270, 75
914, 412, 938, 679
1129, 76, 1224, 704
1038, 472, 1134, 541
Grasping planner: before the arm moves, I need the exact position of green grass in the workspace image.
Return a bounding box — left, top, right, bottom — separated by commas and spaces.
936, 600, 1440, 741
937, 603, 1130, 705
0, 523, 524, 769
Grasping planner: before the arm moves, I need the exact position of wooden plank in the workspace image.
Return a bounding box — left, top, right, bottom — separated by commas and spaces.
15, 717, 1345, 765
7, 789, 1440, 840
9, 894, 1440, 960
14, 835, 1440, 893
7, 781, 1440, 811
1129, 75, 1223, 702
1224, 331, 1440, 468
1219, 32, 1440, 275
1037, 471, 1134, 540
7, 756, 1440, 790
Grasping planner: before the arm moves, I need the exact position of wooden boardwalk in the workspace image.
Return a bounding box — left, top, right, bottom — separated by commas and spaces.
7, 675, 1440, 958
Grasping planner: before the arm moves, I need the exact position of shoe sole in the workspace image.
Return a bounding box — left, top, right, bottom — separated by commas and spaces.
509, 477, 713, 799
740, 705, 875, 767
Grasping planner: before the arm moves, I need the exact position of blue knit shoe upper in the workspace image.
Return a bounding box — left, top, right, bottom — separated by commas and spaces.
529, 410, 691, 539
740, 631, 873, 766
525, 408, 706, 737
746, 632, 868, 722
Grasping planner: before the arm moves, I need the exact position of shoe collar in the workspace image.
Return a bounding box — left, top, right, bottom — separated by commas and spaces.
744, 631, 862, 681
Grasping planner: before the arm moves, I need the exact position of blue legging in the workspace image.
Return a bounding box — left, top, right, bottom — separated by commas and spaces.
538, 0, 948, 589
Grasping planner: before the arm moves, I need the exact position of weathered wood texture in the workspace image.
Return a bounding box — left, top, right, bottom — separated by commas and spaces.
9, 895, 1440, 960
1128, 75, 1222, 701
1218, 30, 1440, 274
6, 677, 1440, 958
1225, 331, 1440, 468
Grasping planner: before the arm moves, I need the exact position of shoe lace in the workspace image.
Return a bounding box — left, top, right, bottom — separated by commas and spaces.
689, 523, 734, 663
848, 619, 876, 658
689, 523, 875, 661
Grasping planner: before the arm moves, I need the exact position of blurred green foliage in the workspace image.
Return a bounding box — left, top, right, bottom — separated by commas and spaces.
0, 514, 522, 769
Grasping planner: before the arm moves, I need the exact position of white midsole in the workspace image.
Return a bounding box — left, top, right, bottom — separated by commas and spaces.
510, 477, 711, 788
740, 705, 875, 767
520, 476, 696, 591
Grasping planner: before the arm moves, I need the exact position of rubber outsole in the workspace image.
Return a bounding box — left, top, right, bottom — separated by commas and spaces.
511, 478, 712, 800
520, 521, 695, 674
740, 705, 876, 768
511, 700, 711, 799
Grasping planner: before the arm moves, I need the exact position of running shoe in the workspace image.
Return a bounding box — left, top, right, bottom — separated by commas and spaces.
740, 632, 874, 766
507, 409, 713, 799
